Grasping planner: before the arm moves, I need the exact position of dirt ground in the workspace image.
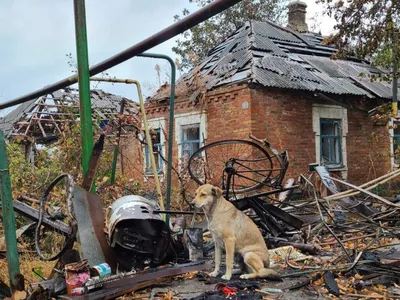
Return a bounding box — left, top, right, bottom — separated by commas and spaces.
149, 275, 312, 299
124, 258, 325, 300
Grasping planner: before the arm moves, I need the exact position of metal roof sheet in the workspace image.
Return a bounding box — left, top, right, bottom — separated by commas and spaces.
252, 21, 302, 44
151, 20, 397, 101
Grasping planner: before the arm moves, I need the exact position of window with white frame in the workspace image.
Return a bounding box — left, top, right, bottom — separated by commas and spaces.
312, 104, 348, 174
144, 118, 166, 176
175, 112, 207, 162
320, 119, 342, 167
145, 128, 163, 174
181, 125, 201, 158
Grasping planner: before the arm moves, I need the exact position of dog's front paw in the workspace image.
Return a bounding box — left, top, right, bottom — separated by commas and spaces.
240, 274, 250, 279
221, 273, 232, 280
208, 271, 219, 277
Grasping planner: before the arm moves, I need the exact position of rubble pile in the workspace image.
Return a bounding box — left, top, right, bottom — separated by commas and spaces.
2, 164, 400, 299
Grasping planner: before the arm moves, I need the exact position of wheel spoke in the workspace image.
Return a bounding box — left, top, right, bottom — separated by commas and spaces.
188, 139, 279, 194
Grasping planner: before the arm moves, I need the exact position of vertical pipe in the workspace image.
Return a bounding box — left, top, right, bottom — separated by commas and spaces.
138, 53, 175, 226
137, 83, 165, 212
0, 130, 20, 291
166, 59, 175, 226
74, 0, 94, 177
393, 30, 399, 117
89, 77, 165, 213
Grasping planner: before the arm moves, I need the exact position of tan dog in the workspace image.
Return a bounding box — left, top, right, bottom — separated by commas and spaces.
192, 184, 279, 281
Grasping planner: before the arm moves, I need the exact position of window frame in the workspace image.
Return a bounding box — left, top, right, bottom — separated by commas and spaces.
312, 104, 348, 177
174, 111, 207, 163
320, 118, 343, 168
144, 128, 163, 175
181, 124, 201, 158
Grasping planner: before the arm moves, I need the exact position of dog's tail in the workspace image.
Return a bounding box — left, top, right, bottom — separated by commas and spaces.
258, 268, 281, 280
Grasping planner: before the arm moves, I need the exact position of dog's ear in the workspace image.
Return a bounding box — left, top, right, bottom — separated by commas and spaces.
211, 186, 223, 198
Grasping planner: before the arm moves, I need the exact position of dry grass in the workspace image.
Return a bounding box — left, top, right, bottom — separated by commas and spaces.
0, 253, 54, 285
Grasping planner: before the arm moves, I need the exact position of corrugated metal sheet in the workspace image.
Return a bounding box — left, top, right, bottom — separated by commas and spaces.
301, 55, 398, 98
251, 58, 373, 97
252, 34, 288, 57
301, 56, 344, 78
151, 20, 397, 102
257, 55, 321, 82
252, 21, 302, 44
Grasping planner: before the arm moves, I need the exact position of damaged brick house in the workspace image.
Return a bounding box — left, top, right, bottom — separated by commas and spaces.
0, 88, 141, 175
143, 1, 399, 186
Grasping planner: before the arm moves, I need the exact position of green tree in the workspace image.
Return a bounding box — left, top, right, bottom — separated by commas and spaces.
319, 0, 400, 79
173, 0, 289, 70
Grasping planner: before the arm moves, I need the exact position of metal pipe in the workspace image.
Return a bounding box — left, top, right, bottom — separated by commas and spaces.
0, 0, 241, 110
138, 53, 176, 226
392, 30, 399, 117
90, 77, 165, 213
0, 130, 21, 291
74, 0, 94, 177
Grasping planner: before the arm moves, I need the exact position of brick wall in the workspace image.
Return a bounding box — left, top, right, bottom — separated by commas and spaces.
250, 88, 391, 184
125, 84, 391, 188
250, 88, 316, 180
206, 84, 252, 142
118, 133, 145, 185
347, 108, 391, 183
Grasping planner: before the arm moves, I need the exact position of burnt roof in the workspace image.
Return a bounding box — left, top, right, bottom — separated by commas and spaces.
0, 88, 140, 143
153, 20, 397, 102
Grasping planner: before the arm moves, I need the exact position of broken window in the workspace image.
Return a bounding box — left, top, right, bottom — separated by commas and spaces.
181, 124, 200, 158
320, 119, 342, 168
145, 128, 163, 174
393, 122, 400, 162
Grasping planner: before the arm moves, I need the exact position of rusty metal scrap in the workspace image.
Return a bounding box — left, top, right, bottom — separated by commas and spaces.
12, 200, 72, 236
65, 259, 89, 272
61, 261, 211, 300
72, 185, 116, 271
82, 134, 105, 191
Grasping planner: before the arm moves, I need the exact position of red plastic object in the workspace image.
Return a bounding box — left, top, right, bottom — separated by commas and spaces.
215, 283, 238, 297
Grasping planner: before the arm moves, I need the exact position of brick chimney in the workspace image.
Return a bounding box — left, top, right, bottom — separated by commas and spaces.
287, 1, 308, 33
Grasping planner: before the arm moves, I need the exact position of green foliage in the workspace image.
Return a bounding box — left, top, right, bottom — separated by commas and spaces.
319, 0, 400, 80
5, 123, 128, 201
173, 0, 289, 69
7, 141, 63, 198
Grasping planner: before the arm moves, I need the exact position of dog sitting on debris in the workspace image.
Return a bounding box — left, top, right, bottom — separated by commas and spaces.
192, 184, 280, 281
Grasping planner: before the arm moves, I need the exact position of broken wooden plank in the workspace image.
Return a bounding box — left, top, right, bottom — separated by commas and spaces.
315, 166, 376, 216
328, 176, 400, 209
81, 134, 105, 191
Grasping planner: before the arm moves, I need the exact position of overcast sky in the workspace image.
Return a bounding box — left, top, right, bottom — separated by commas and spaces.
0, 0, 335, 113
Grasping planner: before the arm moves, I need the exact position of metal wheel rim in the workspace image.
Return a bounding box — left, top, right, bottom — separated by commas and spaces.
188, 139, 273, 194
